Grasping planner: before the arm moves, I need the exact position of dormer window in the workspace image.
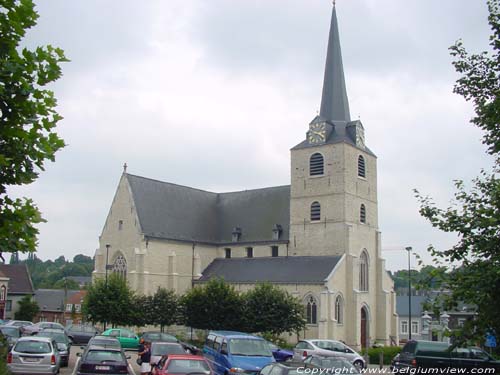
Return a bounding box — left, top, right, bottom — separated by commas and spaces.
272, 224, 283, 240
232, 227, 242, 242
310, 153, 324, 176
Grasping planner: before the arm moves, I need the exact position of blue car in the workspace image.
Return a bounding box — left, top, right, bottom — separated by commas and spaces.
203, 331, 275, 375
267, 342, 293, 362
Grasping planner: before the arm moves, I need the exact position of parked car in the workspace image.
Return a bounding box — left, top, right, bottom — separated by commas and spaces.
259, 362, 308, 375
153, 354, 212, 375
150, 341, 188, 365
395, 340, 500, 371
267, 342, 293, 362
74, 344, 132, 375
203, 331, 275, 375
4, 320, 33, 330
141, 331, 178, 343
303, 355, 361, 374
23, 321, 66, 335
7, 336, 60, 375
66, 324, 100, 344
0, 325, 21, 350
102, 327, 139, 349
86, 335, 121, 350
36, 328, 72, 367
292, 339, 365, 370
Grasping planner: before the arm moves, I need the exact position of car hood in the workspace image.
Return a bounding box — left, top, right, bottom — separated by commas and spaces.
231, 355, 273, 371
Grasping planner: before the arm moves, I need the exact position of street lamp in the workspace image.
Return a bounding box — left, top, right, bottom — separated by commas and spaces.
104, 244, 110, 331
405, 246, 412, 340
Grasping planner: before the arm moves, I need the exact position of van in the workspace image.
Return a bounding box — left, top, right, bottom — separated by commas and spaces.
203, 331, 275, 375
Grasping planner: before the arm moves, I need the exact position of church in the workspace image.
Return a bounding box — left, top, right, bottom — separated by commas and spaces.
93, 4, 398, 349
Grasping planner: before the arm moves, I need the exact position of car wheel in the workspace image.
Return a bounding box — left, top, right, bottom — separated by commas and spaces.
353, 360, 364, 371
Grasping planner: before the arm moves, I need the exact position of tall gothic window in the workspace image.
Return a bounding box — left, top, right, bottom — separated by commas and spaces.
358, 155, 366, 178
335, 295, 343, 324
359, 251, 369, 291
306, 295, 317, 324
360, 204, 366, 223
311, 202, 321, 221
310, 153, 324, 176
0, 286, 5, 301
112, 255, 127, 279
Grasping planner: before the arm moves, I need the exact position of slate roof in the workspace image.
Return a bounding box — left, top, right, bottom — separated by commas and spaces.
196, 256, 342, 284
0, 264, 34, 294
396, 295, 428, 317
126, 174, 290, 244
35, 289, 81, 312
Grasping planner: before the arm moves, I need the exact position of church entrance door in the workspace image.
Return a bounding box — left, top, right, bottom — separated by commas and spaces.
361, 307, 368, 349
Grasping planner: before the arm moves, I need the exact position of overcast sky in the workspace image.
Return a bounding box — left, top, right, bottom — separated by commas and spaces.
11, 0, 493, 271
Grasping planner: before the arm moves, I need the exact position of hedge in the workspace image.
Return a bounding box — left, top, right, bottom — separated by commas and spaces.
365, 346, 402, 365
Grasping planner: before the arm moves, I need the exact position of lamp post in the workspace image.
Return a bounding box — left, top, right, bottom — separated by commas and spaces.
104, 244, 110, 331
405, 246, 412, 340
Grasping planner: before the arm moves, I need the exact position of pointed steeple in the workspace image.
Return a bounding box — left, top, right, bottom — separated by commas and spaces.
319, 4, 350, 122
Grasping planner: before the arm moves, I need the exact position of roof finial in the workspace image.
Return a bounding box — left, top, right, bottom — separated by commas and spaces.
332, 0, 336, 8
123, 163, 128, 173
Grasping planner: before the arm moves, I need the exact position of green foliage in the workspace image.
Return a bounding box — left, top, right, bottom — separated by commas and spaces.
244, 283, 305, 335
415, 0, 500, 343
366, 346, 401, 365
14, 294, 39, 321
181, 278, 244, 331
151, 287, 179, 331
83, 274, 135, 327
391, 266, 449, 291
0, 0, 67, 257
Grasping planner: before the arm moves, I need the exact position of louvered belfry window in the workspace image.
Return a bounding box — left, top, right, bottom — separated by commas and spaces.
311, 201, 321, 221
310, 153, 324, 176
360, 204, 366, 223
358, 155, 366, 178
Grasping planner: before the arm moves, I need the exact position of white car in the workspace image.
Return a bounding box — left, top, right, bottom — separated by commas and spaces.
292, 339, 365, 370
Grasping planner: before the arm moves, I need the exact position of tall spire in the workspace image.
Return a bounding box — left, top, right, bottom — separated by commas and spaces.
319, 4, 350, 122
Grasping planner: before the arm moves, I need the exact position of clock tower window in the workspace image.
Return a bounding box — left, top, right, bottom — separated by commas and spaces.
311, 202, 321, 221
310, 153, 324, 176
358, 155, 366, 178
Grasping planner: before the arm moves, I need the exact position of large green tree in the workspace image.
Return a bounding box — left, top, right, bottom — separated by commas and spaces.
244, 283, 305, 336
151, 287, 179, 332
415, 0, 500, 342
0, 0, 67, 260
83, 274, 135, 327
181, 278, 245, 331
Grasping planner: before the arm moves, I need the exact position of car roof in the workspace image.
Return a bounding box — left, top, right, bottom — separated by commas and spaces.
209, 331, 264, 340
87, 344, 123, 352
166, 354, 206, 360
17, 336, 53, 343
92, 335, 119, 340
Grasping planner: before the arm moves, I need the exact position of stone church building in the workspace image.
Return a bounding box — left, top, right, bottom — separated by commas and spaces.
94, 5, 398, 349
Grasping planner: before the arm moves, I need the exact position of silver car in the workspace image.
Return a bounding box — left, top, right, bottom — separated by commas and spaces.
8, 336, 60, 374
292, 339, 365, 370
150, 341, 187, 365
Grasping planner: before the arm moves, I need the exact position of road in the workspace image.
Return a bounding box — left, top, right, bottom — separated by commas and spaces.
61, 347, 140, 375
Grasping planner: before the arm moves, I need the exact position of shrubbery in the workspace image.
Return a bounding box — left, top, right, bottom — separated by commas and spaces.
365, 346, 401, 365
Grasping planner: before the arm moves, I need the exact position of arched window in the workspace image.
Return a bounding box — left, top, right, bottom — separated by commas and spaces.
359, 251, 369, 291
358, 155, 366, 178
310, 153, 324, 176
306, 295, 317, 324
310, 202, 321, 221
0, 286, 6, 301
112, 255, 127, 279
335, 295, 343, 324
360, 204, 366, 224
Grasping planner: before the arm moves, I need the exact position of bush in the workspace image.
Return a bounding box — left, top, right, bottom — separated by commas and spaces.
367, 346, 401, 365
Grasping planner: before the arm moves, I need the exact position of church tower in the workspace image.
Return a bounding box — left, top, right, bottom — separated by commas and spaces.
289, 4, 378, 258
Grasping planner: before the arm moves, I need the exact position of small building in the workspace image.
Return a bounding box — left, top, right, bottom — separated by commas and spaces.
34, 289, 86, 325
0, 264, 35, 320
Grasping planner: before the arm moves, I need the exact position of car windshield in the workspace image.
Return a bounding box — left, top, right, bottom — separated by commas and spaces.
167, 359, 210, 374
15, 340, 51, 354
0, 327, 19, 337
86, 350, 124, 363
229, 339, 273, 356
152, 343, 185, 356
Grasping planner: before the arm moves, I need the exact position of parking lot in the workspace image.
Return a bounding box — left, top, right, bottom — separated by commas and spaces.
61, 348, 140, 375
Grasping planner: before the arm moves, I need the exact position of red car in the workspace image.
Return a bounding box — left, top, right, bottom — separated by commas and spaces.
153, 354, 212, 375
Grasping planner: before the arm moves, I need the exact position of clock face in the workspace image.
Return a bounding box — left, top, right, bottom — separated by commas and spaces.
308, 123, 326, 144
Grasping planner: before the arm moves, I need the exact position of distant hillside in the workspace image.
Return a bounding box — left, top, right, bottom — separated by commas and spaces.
11, 253, 93, 289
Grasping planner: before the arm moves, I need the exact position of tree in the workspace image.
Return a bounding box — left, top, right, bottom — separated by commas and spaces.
0, 0, 67, 260
82, 274, 135, 327
14, 294, 39, 321
151, 287, 179, 332
244, 283, 306, 336
181, 278, 245, 331
415, 0, 500, 342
